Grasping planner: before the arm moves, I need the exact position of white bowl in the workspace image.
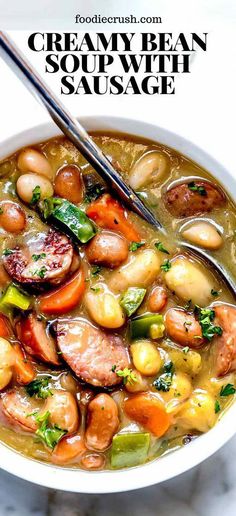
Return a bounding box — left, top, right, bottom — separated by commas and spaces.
0, 116, 235, 493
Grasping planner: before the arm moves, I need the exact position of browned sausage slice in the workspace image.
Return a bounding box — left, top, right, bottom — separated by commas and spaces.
16, 313, 60, 366
165, 181, 225, 218
3, 229, 73, 286
56, 319, 129, 387
213, 304, 236, 376
1, 390, 38, 432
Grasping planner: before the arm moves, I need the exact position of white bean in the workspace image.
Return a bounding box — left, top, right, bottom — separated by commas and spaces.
129, 151, 168, 190
109, 249, 161, 293
182, 222, 223, 250
17, 149, 53, 180
165, 256, 215, 306
16, 173, 53, 204
85, 288, 125, 328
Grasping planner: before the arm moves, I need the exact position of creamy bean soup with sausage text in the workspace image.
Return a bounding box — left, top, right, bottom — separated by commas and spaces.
0, 133, 235, 470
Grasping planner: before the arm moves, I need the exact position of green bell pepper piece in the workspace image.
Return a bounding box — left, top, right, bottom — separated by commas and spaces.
0, 284, 31, 311
120, 287, 146, 317
130, 313, 164, 339
39, 198, 96, 244
111, 432, 150, 469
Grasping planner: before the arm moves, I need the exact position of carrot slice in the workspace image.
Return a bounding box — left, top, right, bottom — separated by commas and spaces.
87, 194, 140, 242
0, 313, 12, 338
13, 343, 35, 385
124, 392, 170, 437
39, 268, 85, 315
51, 433, 86, 464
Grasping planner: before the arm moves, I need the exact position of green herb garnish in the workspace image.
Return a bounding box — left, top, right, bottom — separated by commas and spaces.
30, 185, 41, 205
129, 241, 146, 252
2, 249, 13, 256
220, 384, 236, 397
115, 367, 137, 385
155, 242, 170, 255
194, 306, 222, 341
182, 346, 190, 354
35, 411, 67, 449
160, 260, 171, 272
91, 265, 102, 277
90, 286, 100, 293
188, 182, 207, 196
211, 289, 219, 297
33, 266, 47, 279
215, 400, 221, 413
153, 360, 174, 392
32, 253, 46, 262
26, 377, 52, 399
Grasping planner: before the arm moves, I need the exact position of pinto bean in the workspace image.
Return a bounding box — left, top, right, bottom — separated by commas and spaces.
148, 286, 168, 312
165, 181, 225, 218
54, 165, 84, 203
43, 390, 79, 434
86, 231, 128, 268
80, 452, 105, 470
85, 393, 119, 451
17, 148, 53, 180
165, 309, 204, 347
213, 304, 236, 376
52, 433, 86, 465
0, 201, 26, 233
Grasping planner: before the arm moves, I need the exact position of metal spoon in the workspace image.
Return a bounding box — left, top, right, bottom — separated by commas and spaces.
0, 31, 235, 295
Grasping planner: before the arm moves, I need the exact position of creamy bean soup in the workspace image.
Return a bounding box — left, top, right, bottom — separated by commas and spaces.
0, 133, 235, 470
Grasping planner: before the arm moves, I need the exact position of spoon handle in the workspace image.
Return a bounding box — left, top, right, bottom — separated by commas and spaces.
0, 31, 163, 232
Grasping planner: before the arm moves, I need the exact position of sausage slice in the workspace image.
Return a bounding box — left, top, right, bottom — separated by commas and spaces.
3, 229, 73, 286
213, 304, 236, 376
165, 181, 225, 218
56, 319, 129, 387
16, 313, 60, 366
1, 390, 38, 432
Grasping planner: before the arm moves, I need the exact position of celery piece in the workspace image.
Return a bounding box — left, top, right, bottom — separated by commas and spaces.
111, 432, 150, 469
130, 313, 164, 339
120, 287, 146, 317
0, 284, 31, 310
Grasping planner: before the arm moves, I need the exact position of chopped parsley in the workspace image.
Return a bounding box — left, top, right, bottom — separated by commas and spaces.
129, 241, 146, 252
184, 300, 192, 310
220, 384, 236, 397
153, 360, 175, 392
194, 306, 222, 341
188, 181, 207, 196
215, 400, 221, 414
211, 289, 219, 297
35, 411, 67, 449
30, 185, 41, 205
33, 266, 47, 279
183, 321, 192, 332
160, 259, 171, 272
182, 346, 190, 354
2, 248, 13, 256
114, 367, 137, 385
32, 253, 46, 262
26, 377, 53, 399
90, 286, 100, 293
91, 265, 102, 277
155, 242, 170, 255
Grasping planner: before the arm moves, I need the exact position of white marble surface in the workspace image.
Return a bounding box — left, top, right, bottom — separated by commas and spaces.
0, 434, 235, 515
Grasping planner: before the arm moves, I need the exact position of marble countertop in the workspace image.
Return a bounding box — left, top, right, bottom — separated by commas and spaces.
0, 434, 235, 516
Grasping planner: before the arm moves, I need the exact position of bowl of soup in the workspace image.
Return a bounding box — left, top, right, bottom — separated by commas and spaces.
0, 116, 235, 493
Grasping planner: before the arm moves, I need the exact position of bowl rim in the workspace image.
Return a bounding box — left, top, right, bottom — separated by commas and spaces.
0, 114, 235, 494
